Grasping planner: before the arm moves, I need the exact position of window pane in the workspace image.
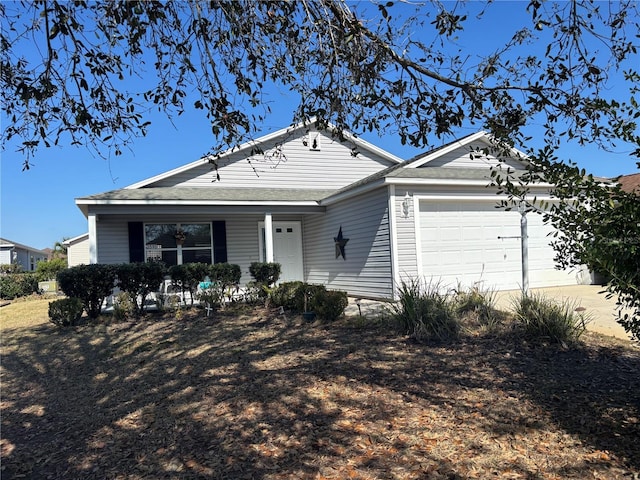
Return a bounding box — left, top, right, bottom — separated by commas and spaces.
182, 249, 212, 264
160, 250, 178, 266
182, 224, 212, 248
145, 224, 177, 248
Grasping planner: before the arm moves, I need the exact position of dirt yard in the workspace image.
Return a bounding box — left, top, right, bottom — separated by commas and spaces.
1, 301, 639, 479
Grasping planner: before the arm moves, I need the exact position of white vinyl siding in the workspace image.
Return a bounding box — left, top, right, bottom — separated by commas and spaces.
393, 193, 419, 282
96, 220, 129, 264
304, 189, 393, 299
149, 130, 396, 190
420, 140, 526, 170
225, 215, 262, 284
67, 238, 90, 267
0, 249, 11, 265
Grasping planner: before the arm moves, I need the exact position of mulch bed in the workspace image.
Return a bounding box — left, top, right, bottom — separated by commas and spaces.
1, 306, 639, 479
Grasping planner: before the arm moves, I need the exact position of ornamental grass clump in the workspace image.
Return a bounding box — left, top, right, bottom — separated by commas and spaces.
455, 284, 500, 330
392, 279, 459, 341
512, 292, 590, 344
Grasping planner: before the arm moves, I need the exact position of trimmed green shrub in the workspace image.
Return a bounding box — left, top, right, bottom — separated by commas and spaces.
48, 297, 83, 327
512, 292, 590, 344
209, 263, 242, 302
293, 283, 327, 313
115, 262, 167, 315
0, 273, 40, 300
269, 281, 305, 311
209, 263, 241, 287
391, 279, 459, 341
249, 262, 281, 303
314, 289, 349, 322
249, 262, 281, 287
168, 263, 209, 306
57, 264, 117, 319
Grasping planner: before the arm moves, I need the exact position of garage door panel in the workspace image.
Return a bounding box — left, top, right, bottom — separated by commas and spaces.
419, 200, 574, 291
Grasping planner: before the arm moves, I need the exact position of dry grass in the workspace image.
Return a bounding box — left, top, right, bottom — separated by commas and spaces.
0, 295, 52, 329
1, 298, 639, 479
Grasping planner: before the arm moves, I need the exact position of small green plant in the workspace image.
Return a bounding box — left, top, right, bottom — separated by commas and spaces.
314, 289, 348, 322
249, 262, 281, 303
269, 281, 304, 311
293, 283, 327, 313
391, 279, 459, 341
512, 292, 590, 344
197, 285, 223, 314
112, 292, 136, 321
48, 297, 83, 327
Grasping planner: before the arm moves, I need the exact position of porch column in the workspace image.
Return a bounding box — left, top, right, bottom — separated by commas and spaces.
264, 212, 274, 262
88, 212, 98, 264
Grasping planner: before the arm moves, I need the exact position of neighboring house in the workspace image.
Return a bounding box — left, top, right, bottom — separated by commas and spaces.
75, 123, 582, 300
617, 172, 640, 194
63, 233, 90, 267
0, 238, 49, 271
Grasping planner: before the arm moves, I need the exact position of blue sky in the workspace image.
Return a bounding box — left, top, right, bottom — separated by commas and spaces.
1, 2, 638, 251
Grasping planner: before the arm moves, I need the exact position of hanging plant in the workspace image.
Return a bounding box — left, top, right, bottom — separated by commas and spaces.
174, 228, 187, 245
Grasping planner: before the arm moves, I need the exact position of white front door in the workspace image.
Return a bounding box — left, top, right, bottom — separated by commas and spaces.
259, 221, 304, 283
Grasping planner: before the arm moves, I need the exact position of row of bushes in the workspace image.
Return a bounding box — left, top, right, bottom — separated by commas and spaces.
0, 273, 40, 300
0, 259, 69, 300
53, 261, 249, 321
49, 260, 351, 326
392, 279, 589, 344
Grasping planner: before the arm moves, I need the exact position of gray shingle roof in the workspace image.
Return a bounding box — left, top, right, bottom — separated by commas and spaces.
78, 187, 337, 202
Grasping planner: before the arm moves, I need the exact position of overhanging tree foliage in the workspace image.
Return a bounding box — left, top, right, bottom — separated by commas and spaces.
2, 0, 639, 336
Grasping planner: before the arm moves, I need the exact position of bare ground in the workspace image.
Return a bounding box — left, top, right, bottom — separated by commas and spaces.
1, 304, 639, 479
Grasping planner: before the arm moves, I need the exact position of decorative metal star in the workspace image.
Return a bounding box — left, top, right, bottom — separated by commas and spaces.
334, 226, 349, 260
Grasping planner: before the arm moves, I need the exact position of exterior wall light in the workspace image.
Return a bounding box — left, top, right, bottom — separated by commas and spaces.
401, 192, 411, 218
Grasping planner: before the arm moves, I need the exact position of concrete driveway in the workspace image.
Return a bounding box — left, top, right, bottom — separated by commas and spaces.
494, 285, 635, 342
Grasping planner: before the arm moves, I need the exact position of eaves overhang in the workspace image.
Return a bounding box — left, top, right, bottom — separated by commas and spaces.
320, 174, 554, 206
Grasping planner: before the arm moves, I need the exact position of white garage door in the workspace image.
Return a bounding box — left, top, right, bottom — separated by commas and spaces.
419, 200, 575, 291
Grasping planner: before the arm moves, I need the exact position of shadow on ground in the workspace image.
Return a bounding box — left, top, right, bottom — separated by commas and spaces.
1, 306, 638, 479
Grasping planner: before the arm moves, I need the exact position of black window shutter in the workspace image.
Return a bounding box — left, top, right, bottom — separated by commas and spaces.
128, 222, 145, 263
212, 221, 227, 263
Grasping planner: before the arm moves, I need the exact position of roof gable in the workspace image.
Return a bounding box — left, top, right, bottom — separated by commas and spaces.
127, 121, 402, 190
408, 132, 529, 170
